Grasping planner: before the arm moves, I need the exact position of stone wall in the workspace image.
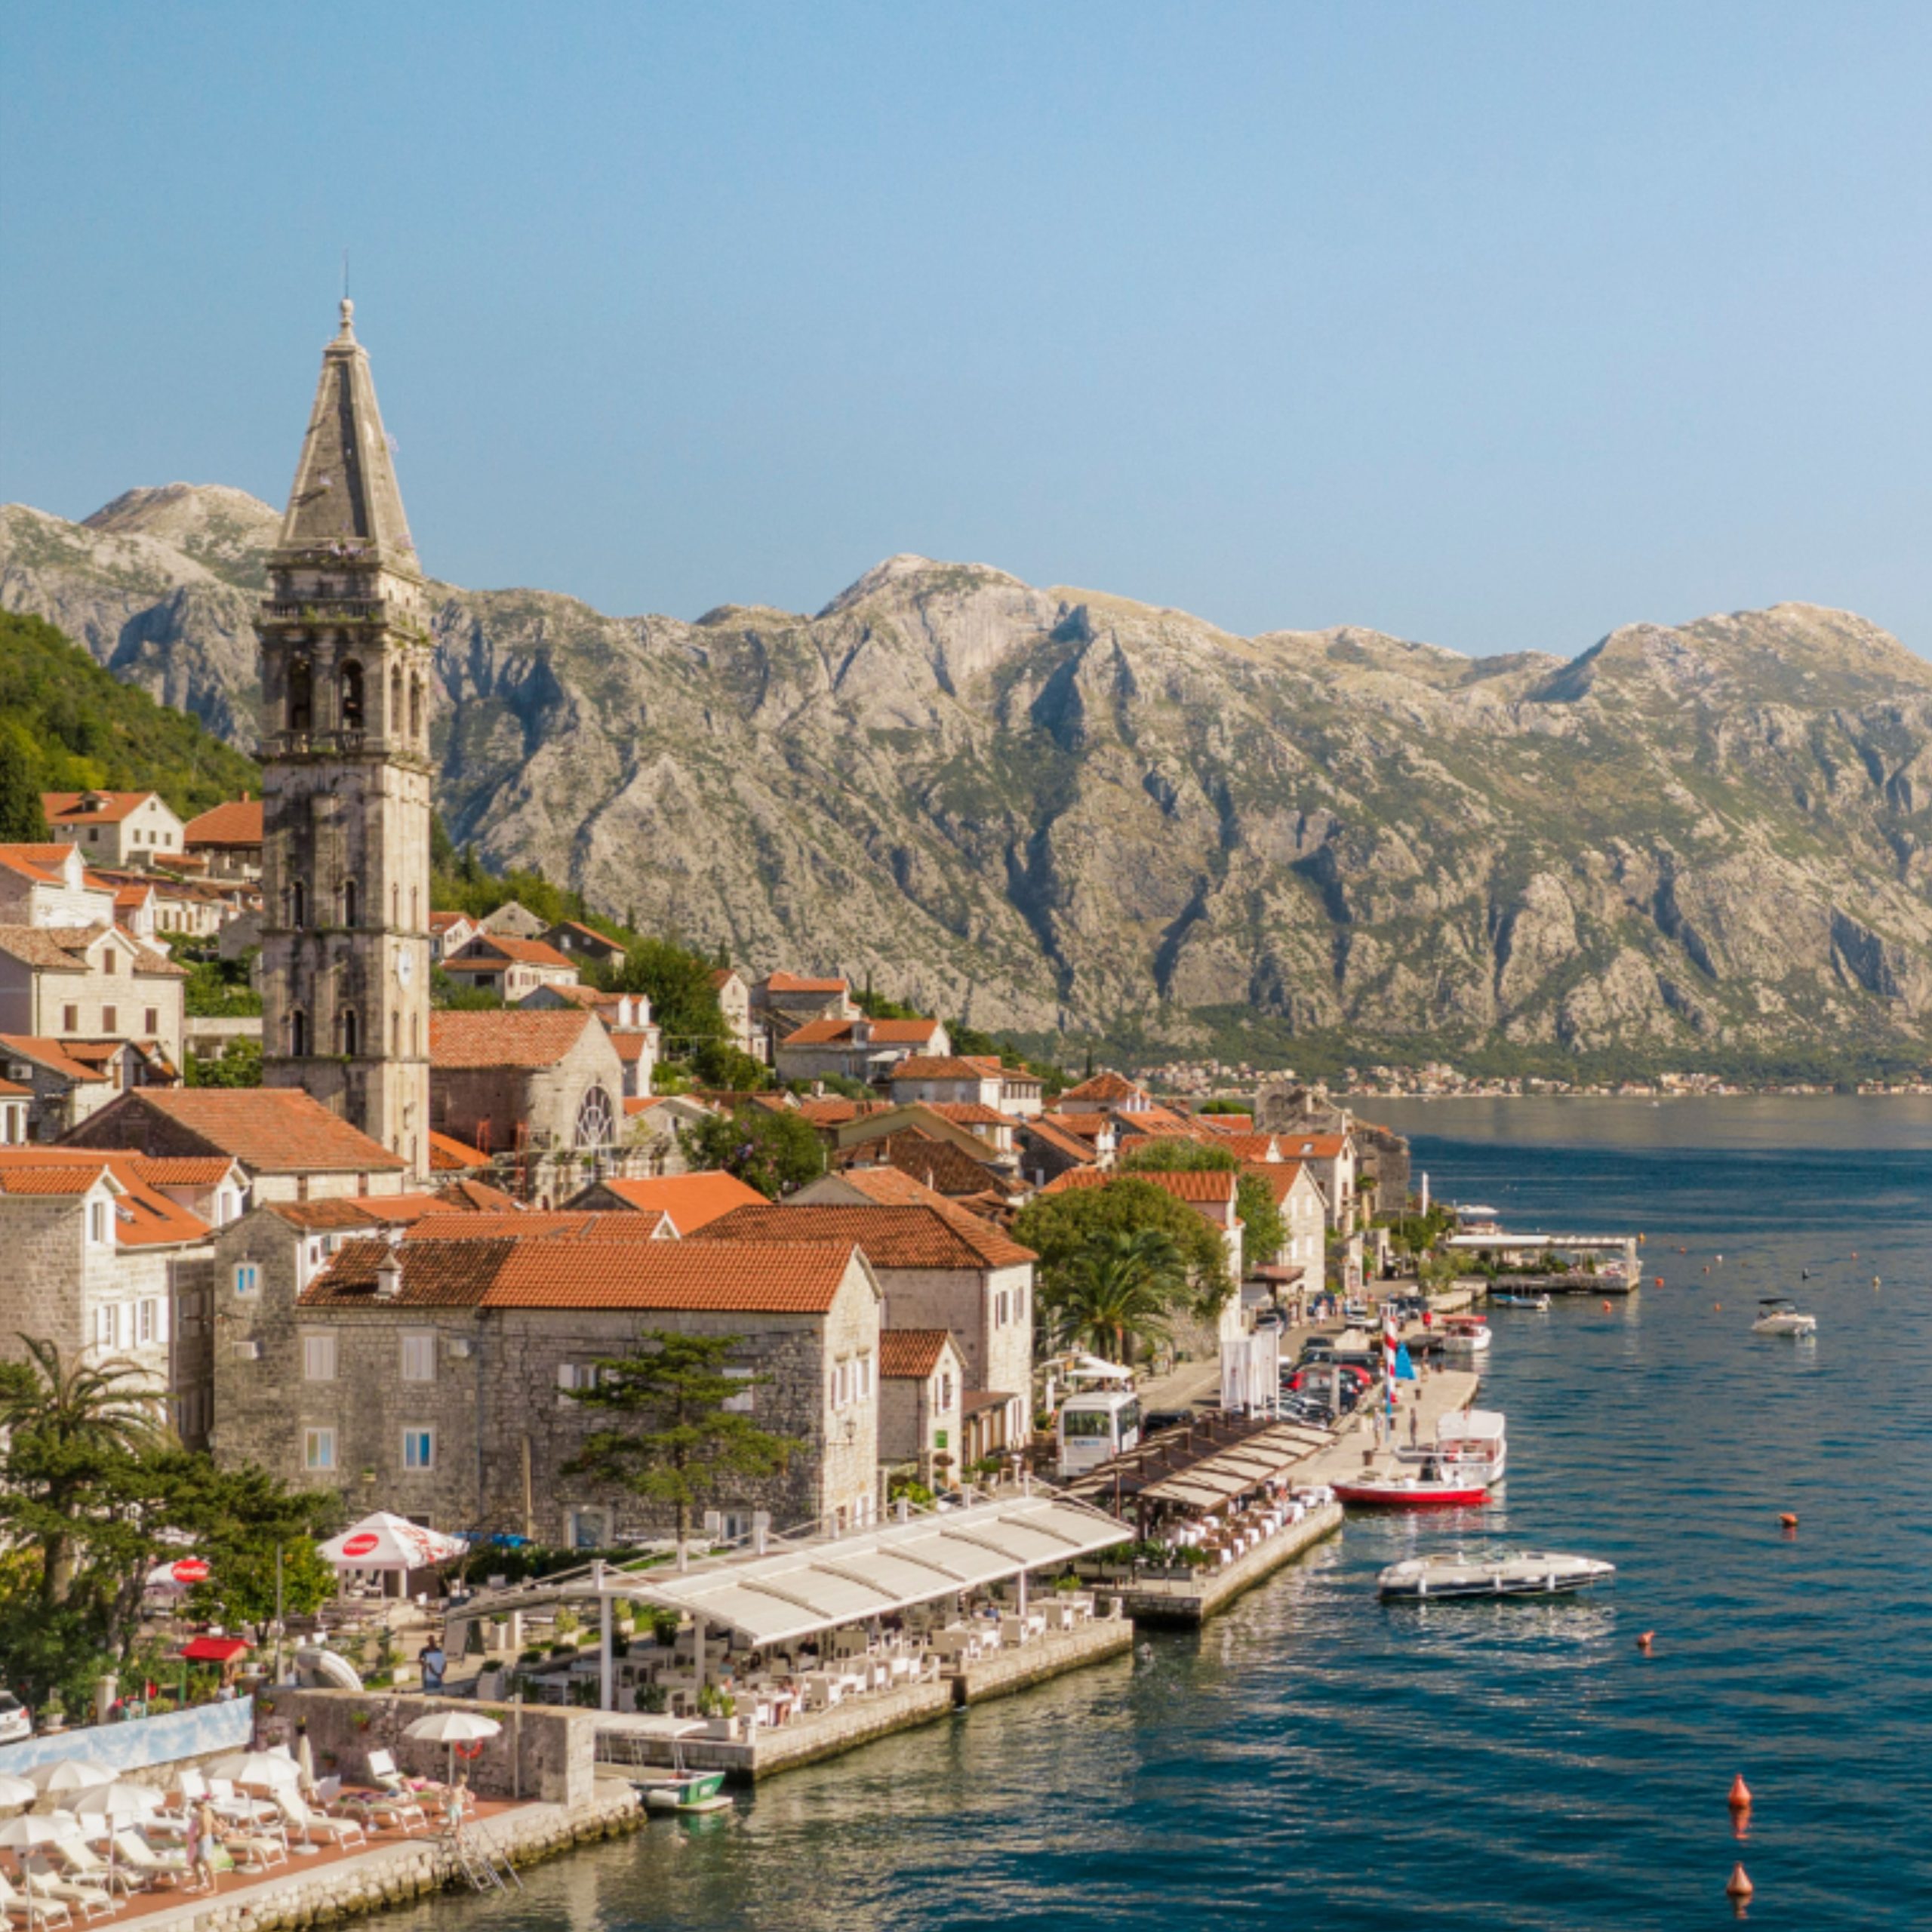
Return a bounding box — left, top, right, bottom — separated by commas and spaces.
260, 1688, 596, 1807
429, 1025, 623, 1166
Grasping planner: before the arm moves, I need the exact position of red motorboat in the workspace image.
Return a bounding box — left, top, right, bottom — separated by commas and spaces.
1332, 1472, 1491, 1509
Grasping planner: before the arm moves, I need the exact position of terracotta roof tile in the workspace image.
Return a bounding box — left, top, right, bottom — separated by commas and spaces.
182, 799, 263, 846
924, 1103, 1008, 1127
1018, 1118, 1097, 1165
692, 1201, 1035, 1270
0, 1077, 28, 1098
1196, 1113, 1256, 1134
429, 1009, 593, 1069
42, 790, 161, 827
1042, 1112, 1110, 1140
65, 1088, 408, 1174
432, 1177, 525, 1212
446, 935, 577, 971
1240, 1159, 1310, 1204
131, 1156, 242, 1186
1287, 1134, 1350, 1158
301, 1235, 860, 1312
837, 1132, 1018, 1201
1041, 1168, 1238, 1204
825, 1166, 954, 1210
0, 1149, 211, 1244
429, 910, 472, 933
794, 1097, 891, 1125
888, 1056, 1000, 1082
0, 1035, 108, 1083
1058, 1070, 1146, 1104
879, 1328, 957, 1378
576, 1171, 768, 1231
762, 973, 848, 994
781, 1017, 940, 1047
428, 1130, 491, 1171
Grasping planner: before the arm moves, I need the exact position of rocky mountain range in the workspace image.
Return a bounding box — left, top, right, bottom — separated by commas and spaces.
9, 481, 1932, 1070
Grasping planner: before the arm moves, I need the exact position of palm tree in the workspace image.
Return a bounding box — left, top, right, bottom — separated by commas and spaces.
0, 1337, 165, 1606
1050, 1229, 1186, 1364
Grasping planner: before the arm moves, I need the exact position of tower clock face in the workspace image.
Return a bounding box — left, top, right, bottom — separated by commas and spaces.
395, 945, 415, 987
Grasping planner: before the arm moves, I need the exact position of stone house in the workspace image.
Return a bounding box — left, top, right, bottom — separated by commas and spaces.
480, 902, 549, 940
1278, 1131, 1359, 1228
748, 972, 854, 1041
428, 1008, 625, 1174
210, 1221, 884, 1544
60, 1086, 411, 1203
41, 791, 186, 870
829, 1101, 1016, 1174
440, 934, 580, 1001
0, 1034, 118, 1136
542, 920, 627, 970
878, 1328, 965, 1484
1240, 1158, 1328, 1292
814, 1138, 1024, 1214
886, 1056, 1004, 1111
518, 987, 660, 1100
182, 798, 264, 882
0, 921, 186, 1070
709, 967, 761, 1061
1255, 1084, 1407, 1219
0, 844, 118, 928
429, 911, 479, 961
1018, 1115, 1103, 1188
774, 1015, 951, 1086
690, 1200, 1036, 1461
0, 1146, 217, 1444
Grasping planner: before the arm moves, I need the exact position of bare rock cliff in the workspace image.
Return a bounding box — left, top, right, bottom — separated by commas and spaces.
10, 483, 1932, 1063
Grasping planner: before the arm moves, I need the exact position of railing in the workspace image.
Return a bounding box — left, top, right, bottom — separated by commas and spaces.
261, 599, 389, 623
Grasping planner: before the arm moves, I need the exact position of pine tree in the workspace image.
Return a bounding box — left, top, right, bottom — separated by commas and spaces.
562, 1331, 796, 1563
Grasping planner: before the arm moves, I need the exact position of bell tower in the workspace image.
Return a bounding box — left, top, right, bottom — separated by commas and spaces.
257, 299, 432, 1174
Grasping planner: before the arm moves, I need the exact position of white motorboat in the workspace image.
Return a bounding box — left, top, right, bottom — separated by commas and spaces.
1752, 1297, 1817, 1337
1491, 1291, 1550, 1311
1395, 1407, 1507, 1483
1435, 1315, 1491, 1357
1377, 1550, 1616, 1601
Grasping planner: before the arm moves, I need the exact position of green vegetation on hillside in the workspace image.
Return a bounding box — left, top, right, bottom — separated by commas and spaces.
0, 611, 259, 817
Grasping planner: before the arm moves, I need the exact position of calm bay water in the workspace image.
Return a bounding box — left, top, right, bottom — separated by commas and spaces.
402, 1100, 1932, 1929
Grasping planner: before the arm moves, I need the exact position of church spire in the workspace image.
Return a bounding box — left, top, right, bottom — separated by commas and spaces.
277, 298, 417, 565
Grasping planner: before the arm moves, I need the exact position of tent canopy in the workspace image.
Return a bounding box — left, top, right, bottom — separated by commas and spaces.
612, 1495, 1128, 1647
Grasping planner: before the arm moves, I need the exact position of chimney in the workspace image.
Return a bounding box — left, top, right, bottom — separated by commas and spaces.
375, 1234, 404, 1301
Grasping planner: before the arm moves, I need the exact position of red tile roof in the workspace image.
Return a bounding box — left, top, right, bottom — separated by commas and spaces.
42, 790, 162, 826
1041, 1167, 1238, 1205
131, 1156, 242, 1186
0, 924, 183, 976
794, 1097, 891, 1125
446, 935, 576, 971
1057, 1070, 1146, 1104
1285, 1133, 1350, 1158
1209, 1134, 1280, 1162
429, 910, 473, 933
692, 1201, 1035, 1270
0, 1149, 211, 1245
547, 919, 625, 950
924, 1103, 1009, 1127
1196, 1113, 1256, 1134
824, 1166, 955, 1210
1041, 1112, 1111, 1141
837, 1132, 1019, 1201
1018, 1117, 1097, 1165
0, 1035, 111, 1082
303, 1235, 863, 1312
429, 1008, 595, 1069
428, 1130, 491, 1171
65, 1088, 408, 1174
888, 1056, 1000, 1083
0, 1077, 27, 1098
762, 973, 848, 994
432, 1177, 525, 1213
1240, 1159, 1311, 1204
182, 799, 263, 846
577, 1171, 768, 1231
879, 1329, 957, 1378
781, 1017, 941, 1047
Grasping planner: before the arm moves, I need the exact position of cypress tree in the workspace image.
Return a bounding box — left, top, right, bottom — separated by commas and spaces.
0, 736, 45, 841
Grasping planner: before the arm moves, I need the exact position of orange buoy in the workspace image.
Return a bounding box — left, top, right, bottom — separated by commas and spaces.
1715, 1302, 1722, 1311
1780, 1512, 1798, 1531
1728, 1774, 1753, 1812
1654, 1275, 1664, 1287
1601, 1300, 1613, 1312
1636, 1630, 1654, 1653
1726, 1863, 1754, 1900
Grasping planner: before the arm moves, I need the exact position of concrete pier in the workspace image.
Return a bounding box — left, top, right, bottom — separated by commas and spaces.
1111, 1500, 1343, 1628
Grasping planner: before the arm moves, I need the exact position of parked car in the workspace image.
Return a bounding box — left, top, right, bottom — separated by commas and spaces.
1252, 1307, 1287, 1332
0, 1692, 32, 1745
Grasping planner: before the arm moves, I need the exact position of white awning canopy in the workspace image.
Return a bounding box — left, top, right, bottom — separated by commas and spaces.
581, 1495, 1130, 1648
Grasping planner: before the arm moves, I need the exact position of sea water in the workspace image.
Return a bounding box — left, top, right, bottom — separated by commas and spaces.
392, 1099, 1932, 1929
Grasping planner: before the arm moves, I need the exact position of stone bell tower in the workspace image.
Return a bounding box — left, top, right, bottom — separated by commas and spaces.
257, 299, 432, 1174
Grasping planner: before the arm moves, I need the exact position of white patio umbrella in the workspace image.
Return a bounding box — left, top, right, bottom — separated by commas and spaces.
0, 1812, 84, 1928
318, 1513, 464, 1575
0, 1777, 35, 1810
66, 1786, 159, 1891
205, 1750, 301, 1789
402, 1709, 500, 1788
25, 1760, 112, 1795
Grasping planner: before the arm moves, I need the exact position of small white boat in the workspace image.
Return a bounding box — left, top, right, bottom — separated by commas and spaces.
1491, 1292, 1550, 1311
1377, 1550, 1616, 1601
1435, 1315, 1491, 1356
1752, 1297, 1817, 1337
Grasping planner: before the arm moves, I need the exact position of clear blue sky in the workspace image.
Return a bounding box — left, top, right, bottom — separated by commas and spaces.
3, 2, 1929, 657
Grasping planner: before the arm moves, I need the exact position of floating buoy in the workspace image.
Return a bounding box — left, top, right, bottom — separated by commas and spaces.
1728, 1774, 1753, 1812
1779, 1512, 1798, 1531
1636, 1629, 1654, 1653
1726, 1863, 1754, 1900
1715, 1303, 1722, 1311
1601, 1300, 1613, 1312
1851, 1250, 1857, 1259
1654, 1275, 1664, 1287
1873, 1275, 1881, 1287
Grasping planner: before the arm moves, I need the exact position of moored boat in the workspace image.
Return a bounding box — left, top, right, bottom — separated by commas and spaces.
1752, 1296, 1817, 1337
1334, 1472, 1490, 1509
1377, 1550, 1615, 1601
640, 1769, 730, 1812
1436, 1315, 1492, 1356
1491, 1292, 1550, 1311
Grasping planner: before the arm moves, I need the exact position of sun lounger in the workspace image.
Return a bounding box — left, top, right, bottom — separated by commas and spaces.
20, 1868, 115, 1924
44, 1841, 142, 1897
109, 1833, 192, 1890
0, 1872, 74, 1927
333, 1788, 428, 1835
274, 1792, 365, 1852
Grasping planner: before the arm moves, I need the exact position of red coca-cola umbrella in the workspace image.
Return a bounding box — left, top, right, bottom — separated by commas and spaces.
143, 1555, 212, 1590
